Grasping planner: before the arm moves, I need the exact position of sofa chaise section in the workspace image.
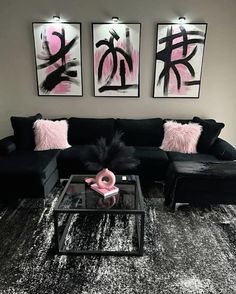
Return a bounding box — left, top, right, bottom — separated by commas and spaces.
0, 141, 59, 200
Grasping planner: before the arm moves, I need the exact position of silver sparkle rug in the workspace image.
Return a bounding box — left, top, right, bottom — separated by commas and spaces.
1, 184, 236, 294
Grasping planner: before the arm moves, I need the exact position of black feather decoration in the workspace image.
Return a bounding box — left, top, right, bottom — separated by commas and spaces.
85, 132, 140, 172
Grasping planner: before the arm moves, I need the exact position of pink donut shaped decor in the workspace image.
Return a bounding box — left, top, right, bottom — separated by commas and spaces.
95, 168, 116, 189
84, 177, 96, 185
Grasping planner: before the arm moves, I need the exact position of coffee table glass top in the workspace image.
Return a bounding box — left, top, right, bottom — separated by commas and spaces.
56, 174, 144, 212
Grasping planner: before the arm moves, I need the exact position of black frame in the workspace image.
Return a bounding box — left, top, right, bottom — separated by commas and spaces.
32, 22, 83, 97
53, 174, 145, 256
92, 23, 141, 98
153, 23, 208, 99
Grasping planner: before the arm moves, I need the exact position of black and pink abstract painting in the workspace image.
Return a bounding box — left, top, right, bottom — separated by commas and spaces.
93, 23, 141, 97
153, 23, 207, 98
33, 23, 83, 96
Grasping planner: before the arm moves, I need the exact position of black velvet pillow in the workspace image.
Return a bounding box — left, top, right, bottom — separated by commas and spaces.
192, 116, 225, 153
116, 118, 164, 146
10, 113, 42, 150
68, 118, 115, 145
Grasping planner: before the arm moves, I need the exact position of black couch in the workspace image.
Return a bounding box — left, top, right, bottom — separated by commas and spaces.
0, 114, 236, 201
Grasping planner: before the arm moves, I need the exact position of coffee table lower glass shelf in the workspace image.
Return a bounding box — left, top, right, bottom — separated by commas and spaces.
53, 175, 145, 256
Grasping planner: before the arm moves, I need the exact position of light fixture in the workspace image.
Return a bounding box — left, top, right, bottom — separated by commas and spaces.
112, 16, 119, 23
178, 16, 186, 23
53, 15, 60, 22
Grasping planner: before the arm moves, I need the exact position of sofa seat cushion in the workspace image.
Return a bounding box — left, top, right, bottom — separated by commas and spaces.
68, 118, 115, 145
58, 146, 169, 180
167, 151, 220, 163
134, 147, 169, 179
116, 118, 164, 147
57, 145, 91, 178
0, 150, 59, 182
58, 145, 139, 178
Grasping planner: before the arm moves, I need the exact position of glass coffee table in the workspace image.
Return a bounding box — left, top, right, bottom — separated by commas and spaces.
53, 174, 145, 256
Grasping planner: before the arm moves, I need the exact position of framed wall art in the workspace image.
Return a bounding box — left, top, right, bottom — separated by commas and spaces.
153, 23, 207, 98
92, 23, 141, 97
32, 22, 83, 96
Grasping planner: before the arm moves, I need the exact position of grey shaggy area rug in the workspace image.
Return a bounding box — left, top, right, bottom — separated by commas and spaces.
1, 184, 236, 294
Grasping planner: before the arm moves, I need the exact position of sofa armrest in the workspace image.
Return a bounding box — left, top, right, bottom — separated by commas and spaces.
0, 136, 16, 155
209, 138, 236, 160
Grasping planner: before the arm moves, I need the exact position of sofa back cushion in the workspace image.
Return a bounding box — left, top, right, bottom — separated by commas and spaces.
116, 118, 164, 146
10, 113, 42, 150
164, 119, 192, 124
68, 118, 115, 145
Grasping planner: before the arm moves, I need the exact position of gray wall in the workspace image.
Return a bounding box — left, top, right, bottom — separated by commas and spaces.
1, 0, 236, 145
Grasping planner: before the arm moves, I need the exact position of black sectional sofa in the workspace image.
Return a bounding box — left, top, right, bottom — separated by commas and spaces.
0, 114, 236, 201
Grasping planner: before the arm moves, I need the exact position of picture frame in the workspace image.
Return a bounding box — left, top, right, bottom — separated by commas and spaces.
153, 23, 207, 98
32, 22, 83, 96
92, 23, 141, 97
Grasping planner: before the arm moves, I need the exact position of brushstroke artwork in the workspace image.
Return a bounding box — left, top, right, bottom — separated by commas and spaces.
33, 22, 83, 96
153, 23, 207, 98
93, 23, 141, 97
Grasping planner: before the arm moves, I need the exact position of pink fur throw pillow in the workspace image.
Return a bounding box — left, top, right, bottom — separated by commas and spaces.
160, 121, 202, 153
34, 119, 71, 151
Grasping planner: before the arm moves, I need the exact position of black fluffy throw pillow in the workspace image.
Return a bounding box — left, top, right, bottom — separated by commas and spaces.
192, 116, 225, 153
10, 113, 42, 150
